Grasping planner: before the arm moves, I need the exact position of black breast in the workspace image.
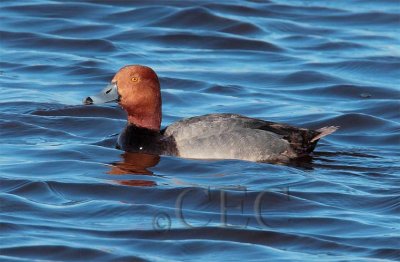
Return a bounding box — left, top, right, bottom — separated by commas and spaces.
117, 124, 178, 156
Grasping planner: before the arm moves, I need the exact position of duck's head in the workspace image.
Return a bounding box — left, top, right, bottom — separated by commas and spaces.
84, 65, 162, 131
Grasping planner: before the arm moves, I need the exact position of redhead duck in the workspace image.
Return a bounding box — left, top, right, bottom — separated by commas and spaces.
84, 65, 338, 162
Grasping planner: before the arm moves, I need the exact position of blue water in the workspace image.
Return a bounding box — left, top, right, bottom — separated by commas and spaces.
1, 0, 400, 261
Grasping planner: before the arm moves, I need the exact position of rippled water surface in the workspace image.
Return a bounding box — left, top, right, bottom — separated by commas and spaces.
1, 0, 400, 261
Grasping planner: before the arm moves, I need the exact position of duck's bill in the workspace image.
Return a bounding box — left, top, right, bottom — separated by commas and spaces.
83, 82, 120, 105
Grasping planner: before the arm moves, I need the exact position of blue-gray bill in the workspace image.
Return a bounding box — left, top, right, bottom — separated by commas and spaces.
83, 82, 119, 105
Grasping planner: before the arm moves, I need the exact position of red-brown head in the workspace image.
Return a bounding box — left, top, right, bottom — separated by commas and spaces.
84, 65, 162, 131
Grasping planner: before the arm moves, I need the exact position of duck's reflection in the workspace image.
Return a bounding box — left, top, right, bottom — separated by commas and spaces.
108, 152, 160, 187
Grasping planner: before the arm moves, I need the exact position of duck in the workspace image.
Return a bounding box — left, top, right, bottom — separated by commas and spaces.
84, 65, 338, 162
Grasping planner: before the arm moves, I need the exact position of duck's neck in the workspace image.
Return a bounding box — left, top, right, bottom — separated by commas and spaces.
128, 112, 161, 131
126, 97, 162, 131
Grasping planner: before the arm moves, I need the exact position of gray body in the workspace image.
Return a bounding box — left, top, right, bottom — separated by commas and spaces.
163, 114, 298, 162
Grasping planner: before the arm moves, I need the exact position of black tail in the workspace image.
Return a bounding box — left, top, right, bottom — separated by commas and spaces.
291, 126, 339, 155
258, 122, 339, 155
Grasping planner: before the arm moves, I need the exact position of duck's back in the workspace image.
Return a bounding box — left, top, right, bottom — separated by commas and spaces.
163, 114, 318, 162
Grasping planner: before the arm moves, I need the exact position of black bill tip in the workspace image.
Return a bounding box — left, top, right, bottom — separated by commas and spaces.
84, 96, 93, 105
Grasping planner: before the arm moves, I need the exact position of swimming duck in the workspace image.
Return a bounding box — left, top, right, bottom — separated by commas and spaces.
84, 65, 338, 162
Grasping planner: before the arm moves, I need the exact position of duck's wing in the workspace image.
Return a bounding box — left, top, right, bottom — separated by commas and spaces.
163, 113, 268, 140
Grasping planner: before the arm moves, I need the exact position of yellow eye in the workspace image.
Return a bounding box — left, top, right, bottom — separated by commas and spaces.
131, 77, 139, 82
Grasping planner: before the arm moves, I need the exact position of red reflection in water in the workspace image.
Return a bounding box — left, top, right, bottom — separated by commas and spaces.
108, 152, 160, 187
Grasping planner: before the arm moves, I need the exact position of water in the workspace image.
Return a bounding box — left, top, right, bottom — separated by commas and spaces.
1, 0, 399, 261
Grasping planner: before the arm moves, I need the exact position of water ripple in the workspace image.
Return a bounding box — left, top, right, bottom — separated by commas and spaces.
1, 0, 399, 261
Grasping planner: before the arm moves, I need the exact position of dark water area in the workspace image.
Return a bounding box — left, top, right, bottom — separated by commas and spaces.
1, 0, 400, 261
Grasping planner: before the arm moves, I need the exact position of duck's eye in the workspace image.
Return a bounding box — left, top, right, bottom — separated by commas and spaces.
131, 77, 139, 82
